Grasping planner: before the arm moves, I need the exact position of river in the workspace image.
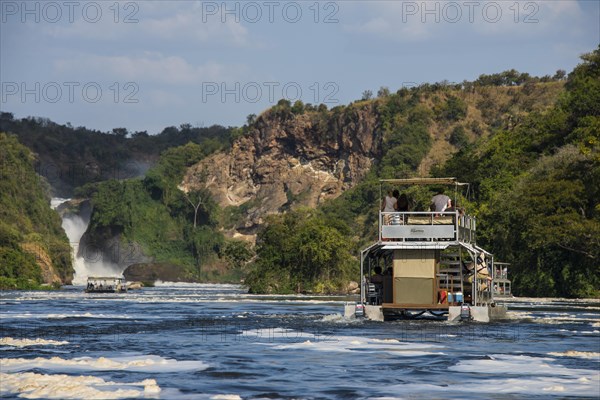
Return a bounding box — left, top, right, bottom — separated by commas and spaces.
0, 284, 598, 399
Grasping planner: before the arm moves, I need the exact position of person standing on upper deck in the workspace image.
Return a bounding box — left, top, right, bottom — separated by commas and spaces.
381, 190, 398, 225
381, 190, 398, 212
430, 188, 451, 213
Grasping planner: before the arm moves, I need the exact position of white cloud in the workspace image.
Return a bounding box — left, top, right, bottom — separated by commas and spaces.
54, 53, 245, 84
143, 10, 249, 46
146, 89, 186, 107
472, 0, 585, 36
343, 2, 432, 42
343, 1, 587, 42
43, 2, 250, 47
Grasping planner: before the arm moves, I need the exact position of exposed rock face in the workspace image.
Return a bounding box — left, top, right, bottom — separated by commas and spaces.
182, 104, 382, 239
20, 243, 63, 285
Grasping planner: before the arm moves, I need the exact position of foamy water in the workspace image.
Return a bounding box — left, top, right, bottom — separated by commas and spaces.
1, 355, 208, 373
0, 337, 69, 348
0, 372, 160, 399
1, 285, 598, 399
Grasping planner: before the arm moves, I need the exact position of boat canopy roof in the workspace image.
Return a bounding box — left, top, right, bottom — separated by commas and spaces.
87, 276, 124, 281
379, 177, 468, 186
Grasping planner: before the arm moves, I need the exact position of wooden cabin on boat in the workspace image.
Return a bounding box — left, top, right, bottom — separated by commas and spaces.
346, 178, 512, 322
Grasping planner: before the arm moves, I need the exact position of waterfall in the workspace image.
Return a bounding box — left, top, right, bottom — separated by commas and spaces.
52, 198, 122, 285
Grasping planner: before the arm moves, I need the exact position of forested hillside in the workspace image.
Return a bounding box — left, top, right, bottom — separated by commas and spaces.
247, 47, 599, 296
437, 46, 600, 297
76, 141, 252, 283
0, 133, 72, 289
0, 113, 237, 196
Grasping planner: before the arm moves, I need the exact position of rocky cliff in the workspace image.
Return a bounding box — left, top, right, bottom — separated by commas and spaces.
182, 103, 382, 240
181, 82, 565, 243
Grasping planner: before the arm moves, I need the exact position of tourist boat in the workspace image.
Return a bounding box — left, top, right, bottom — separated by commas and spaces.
85, 276, 128, 293
345, 178, 512, 322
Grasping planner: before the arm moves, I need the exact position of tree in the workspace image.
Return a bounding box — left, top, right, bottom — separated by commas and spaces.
222, 240, 253, 270
132, 130, 148, 138
245, 209, 356, 294
377, 86, 390, 98
183, 190, 207, 229
291, 100, 305, 114
276, 99, 291, 108
449, 126, 469, 149
553, 69, 567, 80
361, 90, 373, 101
0, 112, 13, 121
439, 96, 467, 121
112, 127, 128, 138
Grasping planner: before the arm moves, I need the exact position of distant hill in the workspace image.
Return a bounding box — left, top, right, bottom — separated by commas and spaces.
0, 114, 237, 197
184, 77, 564, 243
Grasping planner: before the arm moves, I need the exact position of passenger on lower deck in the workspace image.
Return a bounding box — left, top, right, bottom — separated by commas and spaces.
370, 266, 384, 284
462, 256, 492, 290
367, 266, 384, 305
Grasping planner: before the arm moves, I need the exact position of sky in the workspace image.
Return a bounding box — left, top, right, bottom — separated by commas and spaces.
1, 0, 599, 134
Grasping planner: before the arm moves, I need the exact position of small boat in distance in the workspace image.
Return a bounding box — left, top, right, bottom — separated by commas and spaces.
85, 276, 128, 293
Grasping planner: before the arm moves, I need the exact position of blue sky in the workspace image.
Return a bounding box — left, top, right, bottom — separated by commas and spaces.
1, 0, 598, 134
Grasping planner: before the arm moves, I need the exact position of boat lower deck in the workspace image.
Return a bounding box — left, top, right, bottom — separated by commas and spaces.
382, 303, 451, 310
350, 303, 508, 322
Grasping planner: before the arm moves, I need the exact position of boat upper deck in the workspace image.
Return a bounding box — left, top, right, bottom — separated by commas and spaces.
376, 178, 476, 245
379, 211, 476, 244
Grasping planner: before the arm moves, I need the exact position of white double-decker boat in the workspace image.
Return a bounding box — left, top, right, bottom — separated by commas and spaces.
346, 178, 512, 322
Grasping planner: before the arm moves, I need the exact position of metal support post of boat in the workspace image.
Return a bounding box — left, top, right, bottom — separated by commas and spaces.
460, 305, 472, 320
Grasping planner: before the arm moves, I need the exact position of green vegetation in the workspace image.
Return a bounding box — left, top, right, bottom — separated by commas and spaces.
245, 63, 577, 294
0, 114, 236, 196
79, 140, 251, 282
437, 46, 600, 297
0, 133, 72, 289
245, 209, 355, 294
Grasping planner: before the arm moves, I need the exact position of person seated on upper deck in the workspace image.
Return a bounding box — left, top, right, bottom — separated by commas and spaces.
397, 193, 410, 212
446, 202, 465, 216
430, 188, 451, 215
370, 266, 384, 284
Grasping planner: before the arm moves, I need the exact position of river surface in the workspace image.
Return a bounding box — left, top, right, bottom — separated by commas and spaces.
0, 283, 598, 399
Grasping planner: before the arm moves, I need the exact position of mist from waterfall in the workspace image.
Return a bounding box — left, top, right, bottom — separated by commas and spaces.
52, 198, 122, 285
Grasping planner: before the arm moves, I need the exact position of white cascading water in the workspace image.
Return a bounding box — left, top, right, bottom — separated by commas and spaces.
52, 198, 122, 285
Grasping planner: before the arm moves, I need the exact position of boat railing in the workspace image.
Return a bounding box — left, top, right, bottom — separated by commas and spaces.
457, 214, 476, 243
379, 211, 476, 243
492, 262, 512, 297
